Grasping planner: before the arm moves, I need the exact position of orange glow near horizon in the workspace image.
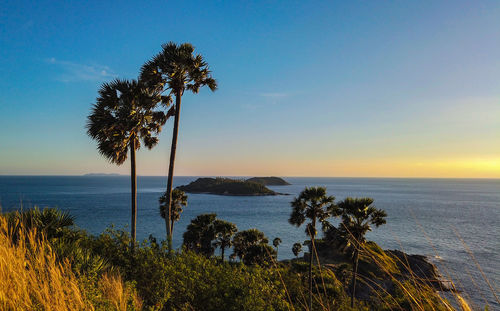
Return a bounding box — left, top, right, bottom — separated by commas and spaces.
166, 157, 500, 178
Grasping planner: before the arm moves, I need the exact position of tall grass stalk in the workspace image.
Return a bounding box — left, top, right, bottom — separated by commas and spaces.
0, 213, 140, 311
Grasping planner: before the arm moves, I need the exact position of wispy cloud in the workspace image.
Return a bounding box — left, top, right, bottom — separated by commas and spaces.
46, 58, 117, 82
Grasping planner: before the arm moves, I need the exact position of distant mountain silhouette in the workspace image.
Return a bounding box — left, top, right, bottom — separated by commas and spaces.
84, 173, 122, 176
245, 176, 290, 186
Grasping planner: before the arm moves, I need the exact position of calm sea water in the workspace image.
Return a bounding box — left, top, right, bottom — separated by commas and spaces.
0, 176, 498, 309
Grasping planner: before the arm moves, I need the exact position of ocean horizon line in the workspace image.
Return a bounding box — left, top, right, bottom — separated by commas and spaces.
1, 174, 499, 180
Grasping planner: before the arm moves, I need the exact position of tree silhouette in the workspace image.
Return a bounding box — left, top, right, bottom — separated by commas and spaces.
337, 197, 387, 308
292, 242, 302, 258
232, 229, 276, 266
141, 42, 217, 250
159, 188, 187, 236
87, 79, 167, 244
183, 213, 217, 256
273, 237, 282, 257
212, 220, 237, 262
289, 187, 337, 310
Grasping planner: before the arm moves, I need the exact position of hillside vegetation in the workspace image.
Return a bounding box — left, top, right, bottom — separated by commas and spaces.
177, 177, 279, 196
246, 176, 291, 185
0, 207, 468, 311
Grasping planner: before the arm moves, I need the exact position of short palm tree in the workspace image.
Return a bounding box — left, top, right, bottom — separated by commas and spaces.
292, 242, 302, 258
232, 229, 276, 266
337, 197, 387, 308
183, 213, 217, 256
87, 79, 167, 244
159, 188, 187, 236
141, 42, 217, 250
212, 219, 237, 262
7, 207, 74, 242
289, 187, 337, 310
272, 237, 282, 257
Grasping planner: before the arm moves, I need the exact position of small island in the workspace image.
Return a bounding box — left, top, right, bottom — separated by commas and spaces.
245, 176, 290, 185
177, 177, 283, 196
84, 173, 122, 177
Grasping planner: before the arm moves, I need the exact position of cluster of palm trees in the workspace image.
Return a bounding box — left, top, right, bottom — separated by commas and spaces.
289, 186, 387, 309
87, 42, 217, 248
181, 213, 279, 266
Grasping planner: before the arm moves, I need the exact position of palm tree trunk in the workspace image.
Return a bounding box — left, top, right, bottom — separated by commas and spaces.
221, 246, 225, 263
351, 248, 359, 308
165, 90, 182, 251
308, 239, 313, 310
308, 219, 316, 311
130, 138, 137, 247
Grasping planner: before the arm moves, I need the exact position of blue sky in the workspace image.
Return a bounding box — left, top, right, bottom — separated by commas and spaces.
1, 1, 499, 177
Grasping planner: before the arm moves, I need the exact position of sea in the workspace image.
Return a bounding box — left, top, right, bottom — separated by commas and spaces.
0, 176, 498, 309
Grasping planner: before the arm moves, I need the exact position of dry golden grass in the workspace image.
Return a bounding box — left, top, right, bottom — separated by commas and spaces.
0, 214, 141, 311
99, 273, 143, 311
0, 216, 87, 310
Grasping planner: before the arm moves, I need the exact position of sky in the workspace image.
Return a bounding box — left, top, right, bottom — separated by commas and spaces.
1, 0, 499, 177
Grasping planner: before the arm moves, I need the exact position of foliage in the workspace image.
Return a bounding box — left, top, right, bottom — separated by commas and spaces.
182, 213, 238, 260
6, 206, 74, 241
182, 213, 218, 256
289, 187, 337, 237
159, 188, 188, 232
336, 197, 387, 249
289, 186, 337, 309
86, 79, 167, 165
273, 237, 282, 248
335, 197, 387, 308
86, 227, 291, 310
140, 42, 217, 97
232, 229, 277, 265
292, 242, 303, 257
212, 219, 237, 260
2, 206, 467, 311
245, 177, 290, 185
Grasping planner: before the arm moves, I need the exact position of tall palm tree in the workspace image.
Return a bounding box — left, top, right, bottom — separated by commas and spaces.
212, 219, 237, 262
337, 197, 387, 308
87, 79, 167, 244
289, 187, 337, 310
159, 188, 187, 235
141, 42, 217, 250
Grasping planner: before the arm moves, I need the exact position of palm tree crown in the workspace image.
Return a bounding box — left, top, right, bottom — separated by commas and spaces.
140, 42, 217, 97
289, 187, 337, 237
272, 237, 282, 248
86, 78, 167, 163
292, 243, 303, 258
212, 220, 237, 261
159, 188, 188, 233
337, 197, 387, 245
